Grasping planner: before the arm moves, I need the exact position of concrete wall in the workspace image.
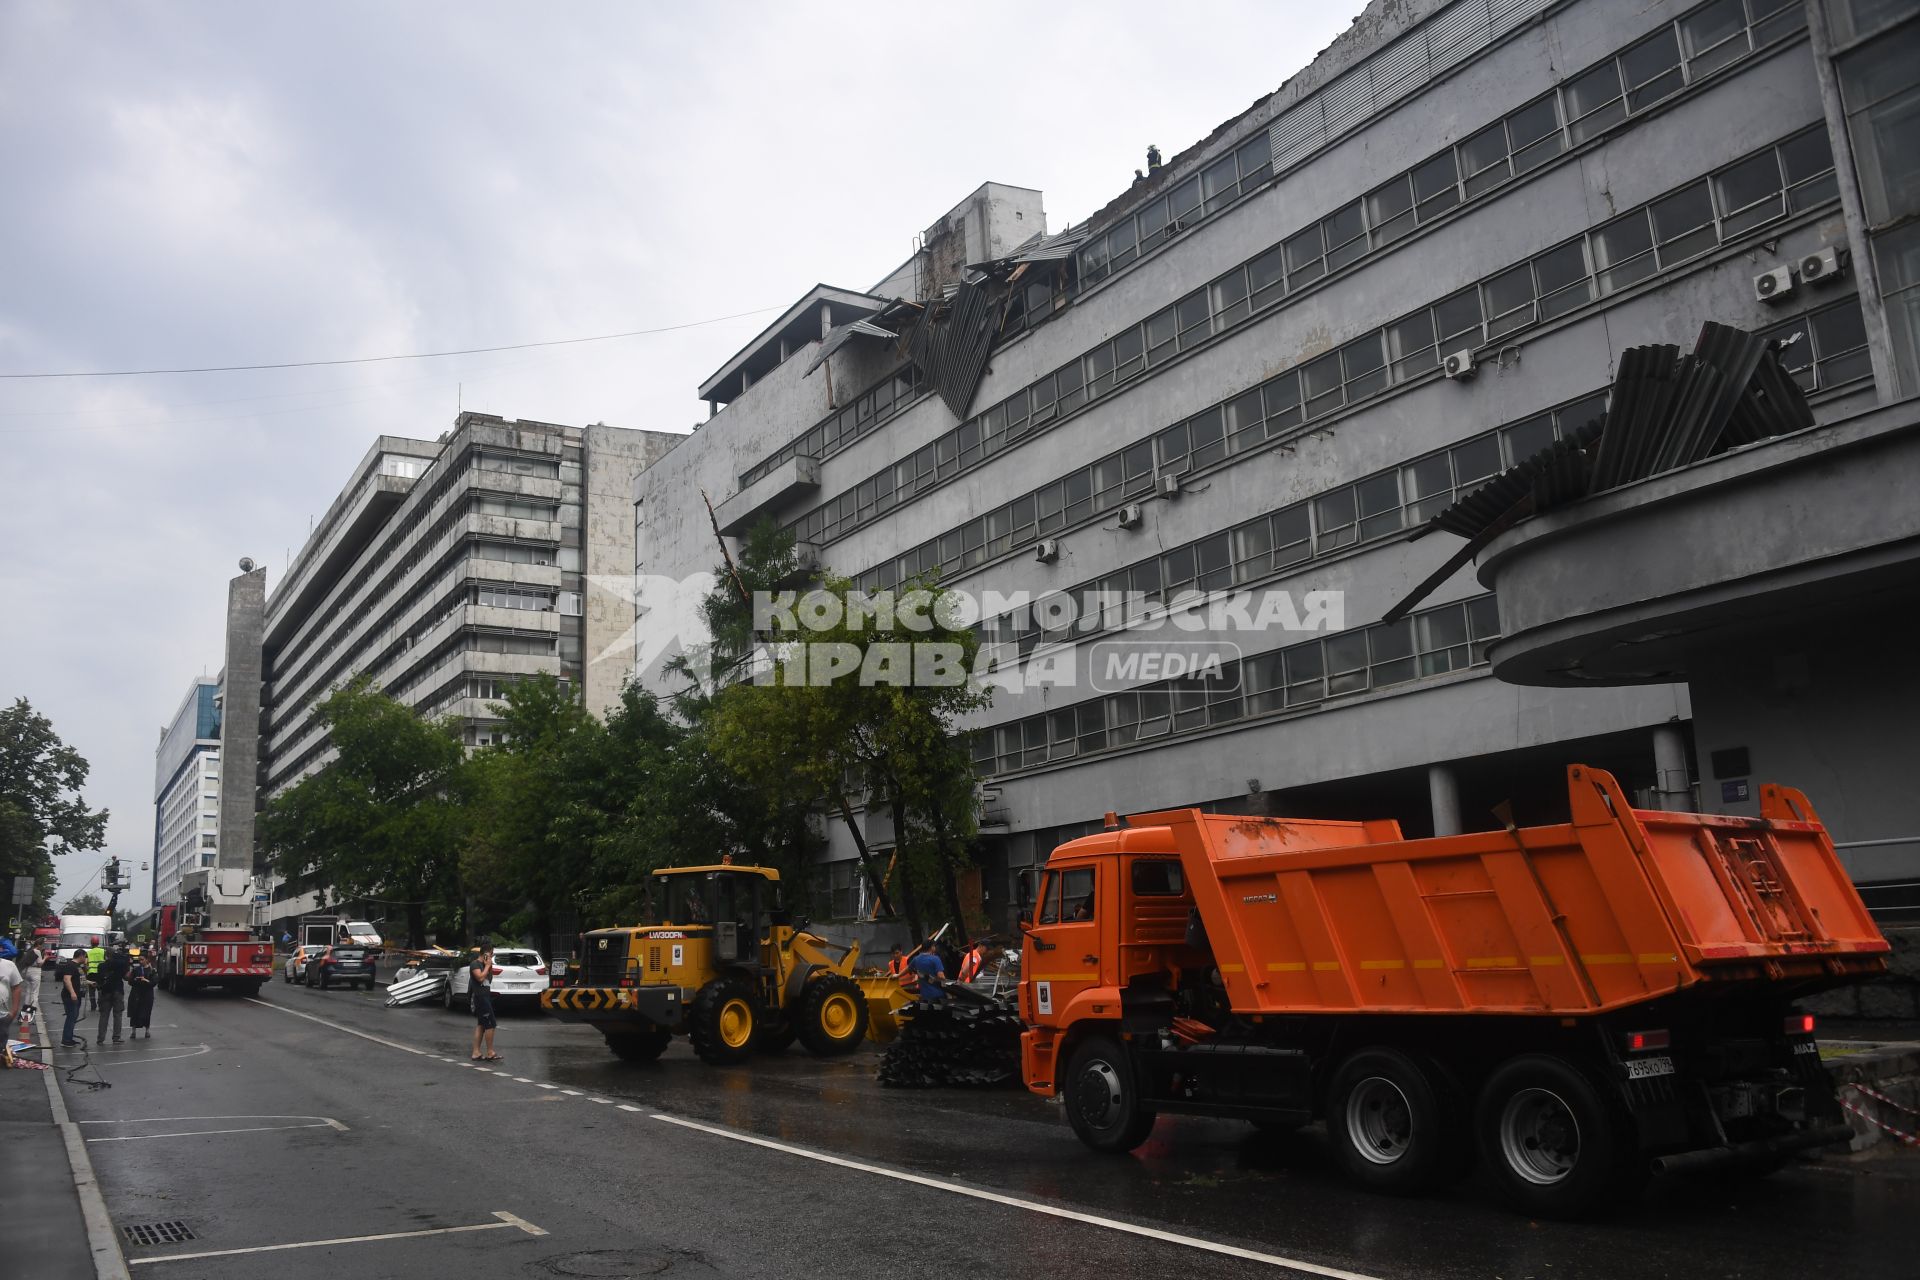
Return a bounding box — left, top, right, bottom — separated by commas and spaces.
581, 424, 680, 718
217, 567, 267, 874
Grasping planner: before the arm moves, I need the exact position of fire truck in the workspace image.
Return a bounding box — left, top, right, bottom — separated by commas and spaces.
157, 866, 275, 996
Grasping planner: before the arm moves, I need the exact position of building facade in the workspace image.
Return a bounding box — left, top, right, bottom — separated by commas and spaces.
151, 676, 222, 908
257, 413, 678, 928
633, 0, 1915, 929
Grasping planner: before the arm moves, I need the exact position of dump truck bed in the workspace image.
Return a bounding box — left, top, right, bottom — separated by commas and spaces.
1142, 766, 1886, 1017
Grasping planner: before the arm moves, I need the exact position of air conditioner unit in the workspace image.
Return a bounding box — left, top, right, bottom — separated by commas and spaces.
1754, 264, 1796, 304
1157, 473, 1184, 499
1799, 245, 1844, 286
1442, 349, 1477, 380
1034, 539, 1060, 564
1116, 503, 1145, 529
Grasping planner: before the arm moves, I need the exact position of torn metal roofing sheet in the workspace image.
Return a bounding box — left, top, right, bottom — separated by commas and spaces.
803, 317, 899, 377
969, 226, 1092, 273
1385, 319, 1814, 622
908, 279, 999, 419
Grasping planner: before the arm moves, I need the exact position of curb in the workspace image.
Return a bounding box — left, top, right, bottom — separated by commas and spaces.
37, 1009, 132, 1280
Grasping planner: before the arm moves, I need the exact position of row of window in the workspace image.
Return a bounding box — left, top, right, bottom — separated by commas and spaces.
968, 595, 1502, 778
473, 496, 559, 523
1074, 0, 1805, 343
1764, 296, 1875, 391
965, 393, 1607, 657
739, 364, 928, 489
475, 585, 556, 612
788, 104, 1831, 556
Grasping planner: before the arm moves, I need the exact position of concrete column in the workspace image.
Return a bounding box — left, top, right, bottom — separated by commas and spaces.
1652, 723, 1695, 812
1428, 764, 1462, 837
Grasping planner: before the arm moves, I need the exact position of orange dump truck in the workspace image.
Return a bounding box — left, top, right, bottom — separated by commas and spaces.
1019, 765, 1888, 1217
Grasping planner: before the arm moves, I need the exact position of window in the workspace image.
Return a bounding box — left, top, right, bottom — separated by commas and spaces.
200, 834, 217, 848
1837, 23, 1920, 229
1682, 0, 1749, 76
1592, 209, 1656, 294
1249, 245, 1286, 310
1650, 181, 1717, 264
1620, 27, 1683, 111
1411, 151, 1460, 222
1533, 240, 1591, 320
1324, 201, 1366, 271
1564, 62, 1624, 142
1302, 351, 1344, 419
1060, 868, 1096, 922
1484, 262, 1538, 338
1781, 128, 1837, 212
1368, 174, 1415, 246
1460, 120, 1511, 198
1507, 95, 1563, 175
1131, 860, 1184, 895
1766, 298, 1873, 391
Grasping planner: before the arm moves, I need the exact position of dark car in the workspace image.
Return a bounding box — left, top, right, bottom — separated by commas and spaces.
305, 944, 377, 991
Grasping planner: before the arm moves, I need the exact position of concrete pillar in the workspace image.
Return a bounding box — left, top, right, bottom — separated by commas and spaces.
1652, 723, 1695, 812
1428, 764, 1462, 837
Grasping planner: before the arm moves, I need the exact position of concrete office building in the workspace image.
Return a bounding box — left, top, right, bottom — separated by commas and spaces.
257, 413, 677, 926
633, 0, 1913, 928
151, 676, 222, 908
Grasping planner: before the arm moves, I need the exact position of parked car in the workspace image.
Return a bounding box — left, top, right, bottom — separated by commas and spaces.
305, 944, 377, 991
283, 944, 326, 984
444, 947, 548, 1012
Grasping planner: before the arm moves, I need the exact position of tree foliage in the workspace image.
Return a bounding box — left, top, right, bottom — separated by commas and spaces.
0, 697, 109, 915
62, 892, 106, 916
259, 676, 468, 948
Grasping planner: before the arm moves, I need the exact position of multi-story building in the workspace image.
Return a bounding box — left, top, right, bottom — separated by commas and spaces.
633, 0, 1915, 929
256, 412, 678, 928
151, 676, 222, 908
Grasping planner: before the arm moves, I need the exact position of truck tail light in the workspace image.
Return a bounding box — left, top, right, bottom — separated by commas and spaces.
1623, 1029, 1670, 1052
1785, 1013, 1815, 1035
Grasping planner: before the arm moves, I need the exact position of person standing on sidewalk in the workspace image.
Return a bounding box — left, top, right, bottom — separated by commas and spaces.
0, 941, 23, 1050
469, 943, 499, 1061
94, 943, 129, 1044
16, 940, 41, 1021
57, 948, 86, 1046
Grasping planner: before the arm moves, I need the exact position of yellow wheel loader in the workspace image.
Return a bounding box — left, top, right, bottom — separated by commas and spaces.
542, 863, 884, 1065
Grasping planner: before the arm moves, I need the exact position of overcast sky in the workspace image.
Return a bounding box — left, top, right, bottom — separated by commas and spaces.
0, 0, 1367, 913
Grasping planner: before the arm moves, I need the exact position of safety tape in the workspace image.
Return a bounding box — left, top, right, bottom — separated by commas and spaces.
1839, 1088, 1920, 1148
1845, 1081, 1920, 1118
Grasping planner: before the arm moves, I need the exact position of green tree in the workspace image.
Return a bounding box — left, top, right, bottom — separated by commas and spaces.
259, 676, 469, 948
62, 892, 106, 916
1, 697, 109, 915
706, 572, 989, 942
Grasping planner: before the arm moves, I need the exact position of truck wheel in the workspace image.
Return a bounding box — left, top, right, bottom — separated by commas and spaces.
1476, 1054, 1643, 1219
796, 975, 869, 1057
1326, 1047, 1452, 1195
689, 977, 758, 1065
1063, 1035, 1156, 1153
607, 1027, 673, 1063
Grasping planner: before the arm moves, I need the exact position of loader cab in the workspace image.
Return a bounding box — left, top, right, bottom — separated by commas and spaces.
647, 867, 783, 966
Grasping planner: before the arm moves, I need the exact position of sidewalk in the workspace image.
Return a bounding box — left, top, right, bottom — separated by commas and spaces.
2, 1009, 131, 1280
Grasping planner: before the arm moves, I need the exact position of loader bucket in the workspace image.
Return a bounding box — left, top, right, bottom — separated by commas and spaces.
857, 974, 913, 1043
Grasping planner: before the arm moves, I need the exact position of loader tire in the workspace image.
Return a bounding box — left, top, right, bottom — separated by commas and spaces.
607, 1027, 673, 1063
1326, 1047, 1452, 1196
689, 977, 757, 1065
1476, 1053, 1645, 1220
796, 974, 869, 1057
1063, 1035, 1156, 1153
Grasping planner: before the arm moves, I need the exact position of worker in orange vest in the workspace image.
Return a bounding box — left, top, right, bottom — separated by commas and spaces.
886, 945, 910, 978
958, 940, 985, 983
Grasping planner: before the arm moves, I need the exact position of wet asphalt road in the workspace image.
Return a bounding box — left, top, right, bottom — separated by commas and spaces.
54, 977, 1914, 1280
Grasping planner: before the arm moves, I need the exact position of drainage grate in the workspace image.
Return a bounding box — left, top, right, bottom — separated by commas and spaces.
121, 1222, 196, 1247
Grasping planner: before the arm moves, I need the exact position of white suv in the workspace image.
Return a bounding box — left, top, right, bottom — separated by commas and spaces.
444, 947, 549, 1012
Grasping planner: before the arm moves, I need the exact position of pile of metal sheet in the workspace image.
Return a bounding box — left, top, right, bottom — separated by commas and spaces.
875, 987, 1023, 1089
384, 962, 451, 1007
907, 279, 1000, 420
1386, 321, 1813, 622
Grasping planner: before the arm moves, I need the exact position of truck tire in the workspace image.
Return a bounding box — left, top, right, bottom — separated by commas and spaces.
1476, 1053, 1644, 1219
1326, 1047, 1453, 1195
689, 977, 758, 1066
1063, 1035, 1156, 1153
796, 974, 869, 1057
607, 1027, 673, 1063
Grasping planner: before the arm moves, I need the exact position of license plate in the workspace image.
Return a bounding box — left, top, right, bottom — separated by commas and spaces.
1626, 1055, 1675, 1079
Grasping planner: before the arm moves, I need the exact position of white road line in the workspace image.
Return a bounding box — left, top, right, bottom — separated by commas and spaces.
649, 1114, 1382, 1280
560, 1089, 581, 1096
89, 1122, 336, 1143
589, 1097, 612, 1105
535, 1083, 558, 1090
616, 1104, 643, 1112
125, 1210, 547, 1266
244, 999, 430, 1056
79, 1115, 349, 1132
512, 1076, 533, 1083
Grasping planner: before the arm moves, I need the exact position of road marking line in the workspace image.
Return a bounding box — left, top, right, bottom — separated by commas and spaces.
124, 1210, 547, 1265
244, 999, 429, 1056
616, 1104, 643, 1112
649, 1114, 1383, 1280
535, 1083, 558, 1090
78, 1115, 348, 1132
90, 1122, 336, 1143
560, 1089, 581, 1096
512, 1076, 533, 1083
589, 1097, 612, 1104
